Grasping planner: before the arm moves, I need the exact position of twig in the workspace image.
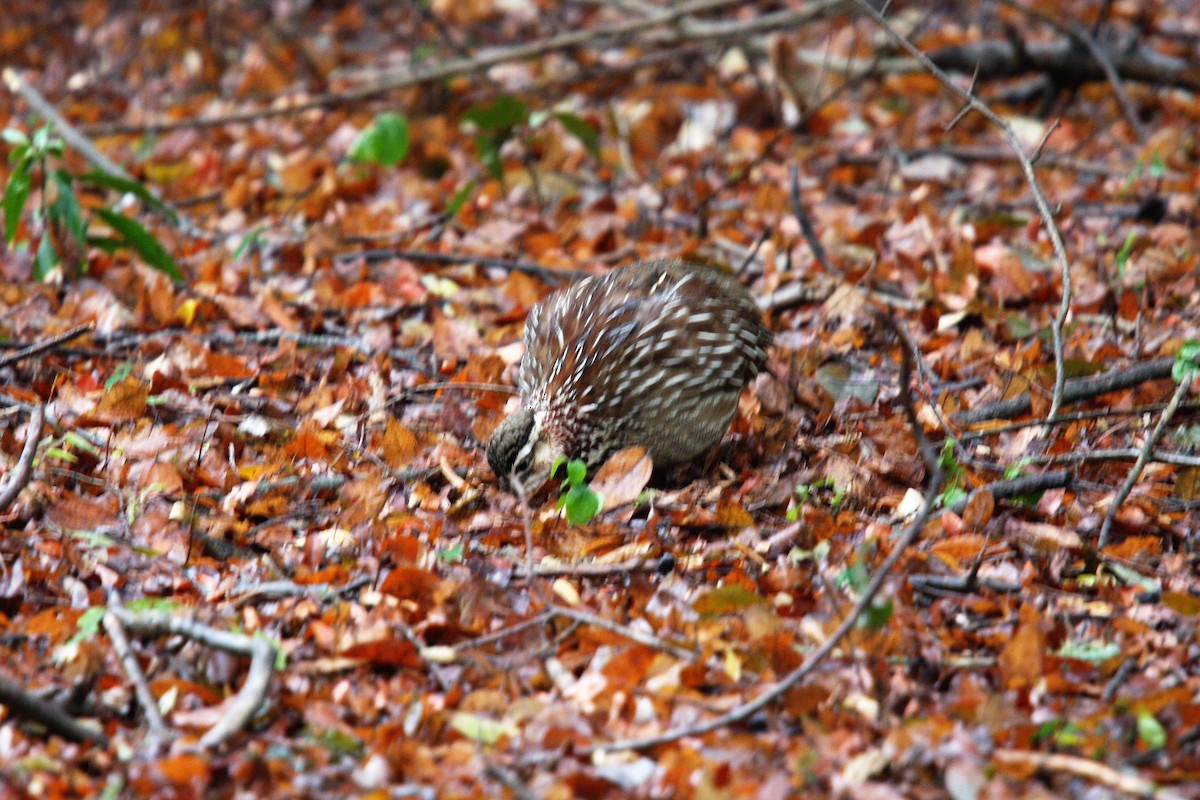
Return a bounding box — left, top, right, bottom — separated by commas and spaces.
850, 0, 1074, 424
515, 557, 662, 580
109, 606, 277, 750
0, 673, 109, 746
953, 357, 1175, 426
103, 602, 172, 748
483, 763, 537, 800
0, 405, 44, 513
958, 400, 1200, 440
1098, 375, 1190, 547
788, 164, 836, 275
0, 323, 95, 370
451, 611, 556, 652
1016, 447, 1200, 469
339, 248, 578, 284
548, 604, 697, 663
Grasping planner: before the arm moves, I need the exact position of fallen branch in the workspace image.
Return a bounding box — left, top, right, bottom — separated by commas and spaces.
339, 248, 579, 284
83, 0, 811, 136
103, 602, 171, 749
997, 0, 1147, 141
108, 606, 277, 750
1, 70, 201, 238
953, 357, 1174, 426
0, 323, 95, 371
947, 470, 1071, 516
0, 673, 108, 746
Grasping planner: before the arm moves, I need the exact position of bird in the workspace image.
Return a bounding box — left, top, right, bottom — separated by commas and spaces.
487, 259, 771, 487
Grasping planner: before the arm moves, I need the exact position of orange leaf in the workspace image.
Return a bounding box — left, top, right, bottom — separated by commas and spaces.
341, 638, 422, 669
998, 614, 1045, 690
157, 753, 211, 787
382, 420, 421, 469
93, 375, 149, 422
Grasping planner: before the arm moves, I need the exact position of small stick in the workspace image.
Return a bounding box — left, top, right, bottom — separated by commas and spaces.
0, 322, 95, 370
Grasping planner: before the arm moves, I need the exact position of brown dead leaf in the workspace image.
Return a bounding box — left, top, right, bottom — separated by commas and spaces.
998, 609, 1045, 690
1004, 518, 1082, 552
592, 446, 652, 511
93, 375, 149, 423
382, 419, 421, 469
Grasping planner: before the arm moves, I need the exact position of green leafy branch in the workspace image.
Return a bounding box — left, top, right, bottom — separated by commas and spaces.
2, 122, 181, 282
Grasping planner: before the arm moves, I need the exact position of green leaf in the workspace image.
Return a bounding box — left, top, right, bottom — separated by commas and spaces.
347, 112, 410, 167
939, 484, 967, 508
550, 455, 568, 479
51, 170, 86, 245
93, 207, 182, 281
462, 95, 528, 132
445, 179, 476, 217
861, 598, 893, 629
438, 543, 464, 564
552, 112, 600, 158
3, 158, 32, 243
563, 483, 601, 525
1137, 710, 1167, 749
2, 128, 29, 146
449, 712, 515, 746
566, 459, 587, 485
106, 362, 134, 390
43, 445, 77, 464
1173, 340, 1200, 383
1055, 639, 1120, 663
33, 232, 59, 280
79, 169, 178, 223
474, 134, 505, 180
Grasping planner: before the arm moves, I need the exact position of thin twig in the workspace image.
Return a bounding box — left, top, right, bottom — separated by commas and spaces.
340, 248, 579, 284
0, 323, 95, 370
788, 165, 836, 275
103, 602, 172, 748
1098, 376, 1191, 547
0, 405, 44, 513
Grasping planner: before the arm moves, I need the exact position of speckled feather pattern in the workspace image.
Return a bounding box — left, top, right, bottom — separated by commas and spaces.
488, 259, 771, 478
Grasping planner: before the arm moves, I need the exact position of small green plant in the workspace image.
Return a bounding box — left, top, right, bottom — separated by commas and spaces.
3, 122, 181, 282
937, 439, 967, 508
787, 477, 847, 521
551, 456, 602, 526
461, 95, 599, 181
1113, 229, 1137, 281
